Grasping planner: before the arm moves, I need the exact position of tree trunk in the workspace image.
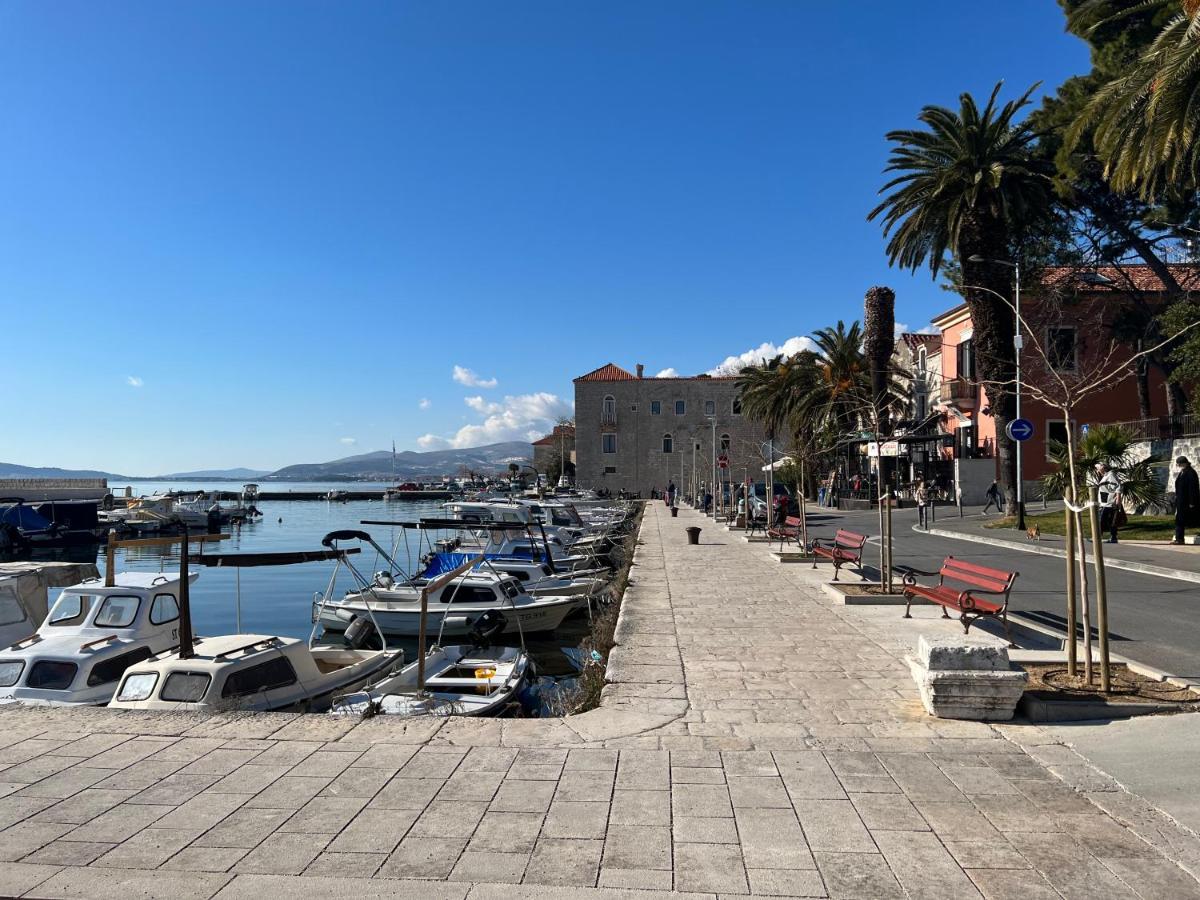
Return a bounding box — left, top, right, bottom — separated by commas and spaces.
960, 226, 1019, 513
864, 286, 896, 588
1135, 357, 1152, 420
1065, 496, 1077, 678
1087, 484, 1111, 692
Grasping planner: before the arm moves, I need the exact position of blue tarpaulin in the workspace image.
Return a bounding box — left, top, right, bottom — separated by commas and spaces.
420, 551, 543, 577
0, 504, 53, 532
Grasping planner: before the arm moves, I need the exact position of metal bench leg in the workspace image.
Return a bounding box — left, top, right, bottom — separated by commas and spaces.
903, 592, 913, 619
831, 560, 841, 582
960, 611, 972, 634
1002, 611, 1015, 648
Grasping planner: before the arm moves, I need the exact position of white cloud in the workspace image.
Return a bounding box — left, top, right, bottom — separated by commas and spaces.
417, 434, 449, 450
465, 395, 502, 415
339, 437, 357, 445
126, 376, 143, 388
452, 365, 498, 389
708, 336, 817, 375
655, 368, 679, 378
896, 322, 939, 337
418, 398, 431, 410
421, 392, 574, 450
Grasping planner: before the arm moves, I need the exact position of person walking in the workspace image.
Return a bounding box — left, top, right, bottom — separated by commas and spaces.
982, 480, 1004, 515
667, 481, 676, 508
1173, 457, 1200, 545
916, 480, 930, 530
1097, 464, 1123, 544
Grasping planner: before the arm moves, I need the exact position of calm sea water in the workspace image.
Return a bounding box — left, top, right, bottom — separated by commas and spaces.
33, 484, 591, 684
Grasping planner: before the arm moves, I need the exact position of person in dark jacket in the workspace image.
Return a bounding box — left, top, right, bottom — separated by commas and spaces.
1174, 457, 1200, 545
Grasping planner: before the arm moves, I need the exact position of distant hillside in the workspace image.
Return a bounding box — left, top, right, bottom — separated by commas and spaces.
154, 467, 272, 480
269, 442, 532, 481
0, 462, 130, 480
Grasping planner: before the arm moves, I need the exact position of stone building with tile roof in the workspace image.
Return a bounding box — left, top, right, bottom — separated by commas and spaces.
573, 362, 768, 498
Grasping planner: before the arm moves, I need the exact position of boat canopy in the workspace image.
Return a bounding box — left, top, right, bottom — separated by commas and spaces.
187, 548, 359, 568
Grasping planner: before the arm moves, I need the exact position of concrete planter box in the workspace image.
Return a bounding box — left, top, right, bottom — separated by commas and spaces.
1018, 693, 1181, 723
821, 581, 920, 606
771, 551, 823, 564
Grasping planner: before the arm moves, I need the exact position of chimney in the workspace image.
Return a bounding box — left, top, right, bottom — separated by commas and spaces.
636, 364, 644, 379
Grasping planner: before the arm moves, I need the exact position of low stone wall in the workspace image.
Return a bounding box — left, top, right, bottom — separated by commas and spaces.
1128, 436, 1200, 513
0, 478, 109, 501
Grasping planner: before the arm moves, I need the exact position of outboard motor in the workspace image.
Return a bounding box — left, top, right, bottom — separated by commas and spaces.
467, 610, 508, 649
344, 615, 382, 651
206, 508, 221, 534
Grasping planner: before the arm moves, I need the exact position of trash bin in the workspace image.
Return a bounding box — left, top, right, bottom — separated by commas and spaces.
671, 507, 679, 518
686, 526, 701, 545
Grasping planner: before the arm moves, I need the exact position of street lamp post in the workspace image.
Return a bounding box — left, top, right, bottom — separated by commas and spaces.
708, 416, 717, 521
969, 255, 1024, 530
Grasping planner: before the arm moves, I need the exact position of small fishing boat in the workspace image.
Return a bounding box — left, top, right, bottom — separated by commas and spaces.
332, 637, 529, 718
109, 532, 403, 713
0, 533, 229, 705
325, 490, 349, 502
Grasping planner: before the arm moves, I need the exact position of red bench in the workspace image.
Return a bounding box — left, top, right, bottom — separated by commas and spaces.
767, 515, 803, 549
902, 556, 1018, 646
810, 529, 868, 581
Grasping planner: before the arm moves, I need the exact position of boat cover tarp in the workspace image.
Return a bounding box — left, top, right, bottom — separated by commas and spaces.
0, 504, 54, 532
421, 551, 540, 577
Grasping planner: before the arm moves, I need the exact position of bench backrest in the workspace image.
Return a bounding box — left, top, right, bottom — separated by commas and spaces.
834, 529, 868, 550
784, 516, 802, 527
940, 556, 1017, 594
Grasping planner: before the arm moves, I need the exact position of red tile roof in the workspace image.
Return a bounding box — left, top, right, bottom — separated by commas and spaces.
574, 363, 637, 382
1040, 264, 1200, 292
900, 333, 942, 352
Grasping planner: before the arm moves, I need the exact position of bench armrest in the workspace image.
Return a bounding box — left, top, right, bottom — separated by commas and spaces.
955, 586, 1011, 611
898, 566, 940, 587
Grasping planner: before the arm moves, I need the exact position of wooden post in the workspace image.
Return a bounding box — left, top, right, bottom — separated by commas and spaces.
177, 529, 195, 660
1087, 484, 1111, 692
105, 530, 117, 587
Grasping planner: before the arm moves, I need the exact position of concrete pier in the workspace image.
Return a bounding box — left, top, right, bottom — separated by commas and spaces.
0, 503, 1197, 898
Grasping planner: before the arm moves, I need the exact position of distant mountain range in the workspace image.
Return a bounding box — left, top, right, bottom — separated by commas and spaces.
268, 442, 532, 481
0, 441, 533, 483
157, 467, 273, 480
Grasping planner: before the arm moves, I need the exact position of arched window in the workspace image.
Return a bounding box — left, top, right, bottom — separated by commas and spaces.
918, 346, 927, 372
720, 433, 731, 453
662, 434, 673, 454
602, 395, 616, 425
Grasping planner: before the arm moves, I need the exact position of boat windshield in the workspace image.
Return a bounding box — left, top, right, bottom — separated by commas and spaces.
48, 593, 95, 626
94, 595, 142, 628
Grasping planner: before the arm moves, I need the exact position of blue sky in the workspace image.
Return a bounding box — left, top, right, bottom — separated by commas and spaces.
1, 1, 1090, 475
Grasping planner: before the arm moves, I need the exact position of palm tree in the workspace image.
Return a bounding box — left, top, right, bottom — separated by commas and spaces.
868, 83, 1055, 512
1070, 0, 1200, 197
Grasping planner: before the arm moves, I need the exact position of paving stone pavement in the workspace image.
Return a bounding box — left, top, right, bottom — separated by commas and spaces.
0, 502, 1198, 899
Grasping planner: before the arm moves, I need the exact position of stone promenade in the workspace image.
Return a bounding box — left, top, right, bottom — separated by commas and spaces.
1, 503, 1199, 898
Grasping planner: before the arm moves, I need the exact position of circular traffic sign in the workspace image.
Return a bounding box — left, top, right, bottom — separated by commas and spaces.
1006, 418, 1035, 442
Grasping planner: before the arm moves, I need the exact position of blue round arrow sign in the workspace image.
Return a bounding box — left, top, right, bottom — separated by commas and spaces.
1006, 418, 1035, 442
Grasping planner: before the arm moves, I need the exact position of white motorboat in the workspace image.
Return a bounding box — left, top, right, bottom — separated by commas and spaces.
110, 633, 404, 712
417, 550, 606, 598
318, 571, 581, 638
105, 496, 210, 530
331, 643, 529, 718
108, 532, 403, 713
326, 490, 349, 502
0, 569, 195, 706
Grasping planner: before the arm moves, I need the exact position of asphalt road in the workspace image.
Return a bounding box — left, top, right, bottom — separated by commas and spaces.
785, 504, 1200, 680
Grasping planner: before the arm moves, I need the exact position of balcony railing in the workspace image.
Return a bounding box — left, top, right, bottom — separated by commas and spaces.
938, 377, 977, 406
1099, 414, 1200, 442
